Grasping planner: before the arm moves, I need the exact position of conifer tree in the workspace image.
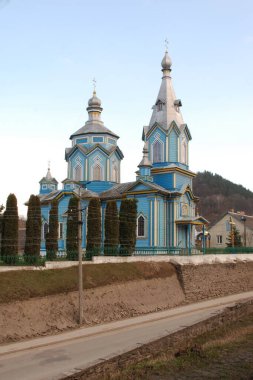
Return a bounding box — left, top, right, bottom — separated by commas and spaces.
24, 195, 41, 263
1, 194, 19, 264
226, 225, 242, 247
104, 200, 119, 255
66, 196, 79, 260
119, 198, 137, 255
46, 199, 59, 260
86, 198, 101, 259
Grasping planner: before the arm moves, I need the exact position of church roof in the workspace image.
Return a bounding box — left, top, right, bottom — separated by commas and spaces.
143, 50, 190, 138
39, 168, 58, 184
70, 90, 119, 139
100, 182, 135, 200
65, 143, 124, 160
70, 122, 119, 139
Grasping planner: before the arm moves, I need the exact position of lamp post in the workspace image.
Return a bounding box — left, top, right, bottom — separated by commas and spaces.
77, 197, 83, 325
240, 215, 247, 247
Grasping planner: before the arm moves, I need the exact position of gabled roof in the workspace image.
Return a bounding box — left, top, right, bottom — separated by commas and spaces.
65, 143, 124, 161
178, 184, 198, 201
146, 122, 167, 139
168, 121, 180, 136
209, 211, 253, 231
180, 123, 192, 141
123, 179, 171, 196
100, 182, 135, 200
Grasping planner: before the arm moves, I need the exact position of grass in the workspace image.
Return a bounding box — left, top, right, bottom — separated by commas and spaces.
106, 312, 253, 380
0, 262, 175, 304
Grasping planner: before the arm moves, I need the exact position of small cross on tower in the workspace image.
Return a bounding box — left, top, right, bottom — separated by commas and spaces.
92, 77, 96, 93
165, 38, 169, 52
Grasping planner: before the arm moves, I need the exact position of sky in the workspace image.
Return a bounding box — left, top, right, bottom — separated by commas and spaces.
0, 0, 253, 216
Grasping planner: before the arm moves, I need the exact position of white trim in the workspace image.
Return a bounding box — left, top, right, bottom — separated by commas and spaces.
150, 200, 153, 246
151, 136, 164, 163
136, 213, 146, 238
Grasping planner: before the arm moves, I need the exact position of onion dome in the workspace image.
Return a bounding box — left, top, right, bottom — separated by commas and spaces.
161, 50, 172, 70
88, 90, 101, 107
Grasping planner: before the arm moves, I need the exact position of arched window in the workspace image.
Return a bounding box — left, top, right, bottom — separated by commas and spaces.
181, 141, 187, 164
93, 164, 102, 180
74, 165, 82, 181
153, 140, 163, 163
43, 222, 49, 240
137, 215, 145, 237
112, 166, 118, 182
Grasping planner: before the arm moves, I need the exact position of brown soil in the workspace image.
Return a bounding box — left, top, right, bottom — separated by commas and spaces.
0, 261, 252, 345
0, 275, 184, 344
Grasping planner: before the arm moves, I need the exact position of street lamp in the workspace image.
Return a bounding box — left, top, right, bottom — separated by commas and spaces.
240, 215, 247, 247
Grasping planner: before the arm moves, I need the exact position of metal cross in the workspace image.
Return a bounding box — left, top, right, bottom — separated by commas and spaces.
48, 160, 51, 170
92, 77, 96, 91
165, 38, 169, 52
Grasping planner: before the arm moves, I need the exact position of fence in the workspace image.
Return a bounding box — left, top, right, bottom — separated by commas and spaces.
1, 246, 253, 266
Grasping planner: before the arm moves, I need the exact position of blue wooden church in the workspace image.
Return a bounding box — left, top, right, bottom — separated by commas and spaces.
38, 50, 207, 254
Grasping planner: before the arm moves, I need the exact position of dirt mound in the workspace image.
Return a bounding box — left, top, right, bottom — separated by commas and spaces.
0, 275, 184, 344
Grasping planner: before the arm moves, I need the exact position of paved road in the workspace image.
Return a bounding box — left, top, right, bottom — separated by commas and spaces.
0, 291, 252, 380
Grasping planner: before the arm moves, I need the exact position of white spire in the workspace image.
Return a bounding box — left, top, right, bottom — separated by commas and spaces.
138, 141, 152, 168
46, 162, 52, 181
148, 50, 184, 130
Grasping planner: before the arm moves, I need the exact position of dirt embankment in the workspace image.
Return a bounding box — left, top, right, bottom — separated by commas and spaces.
0, 273, 184, 344
176, 262, 253, 303
0, 262, 253, 344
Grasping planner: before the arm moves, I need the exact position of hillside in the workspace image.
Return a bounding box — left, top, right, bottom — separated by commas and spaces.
193, 171, 253, 224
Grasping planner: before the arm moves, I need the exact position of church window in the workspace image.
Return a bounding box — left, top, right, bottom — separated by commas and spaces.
58, 223, 63, 239
76, 138, 87, 144
112, 165, 118, 182
74, 165, 82, 181
93, 136, 104, 143
42, 184, 47, 190
181, 140, 187, 164
137, 215, 145, 237
93, 164, 102, 180
181, 204, 188, 217
108, 138, 116, 145
152, 140, 163, 163
43, 222, 49, 240
217, 235, 222, 244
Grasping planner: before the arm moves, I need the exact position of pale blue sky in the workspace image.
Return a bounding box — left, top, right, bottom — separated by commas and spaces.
0, 0, 253, 216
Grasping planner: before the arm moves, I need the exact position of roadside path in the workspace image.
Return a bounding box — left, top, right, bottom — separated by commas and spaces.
0, 291, 252, 380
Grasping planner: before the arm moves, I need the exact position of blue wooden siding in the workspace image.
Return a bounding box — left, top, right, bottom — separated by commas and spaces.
152, 172, 173, 190
134, 195, 150, 247
176, 173, 191, 189
157, 198, 165, 247
169, 129, 178, 162
147, 127, 166, 162
86, 181, 114, 193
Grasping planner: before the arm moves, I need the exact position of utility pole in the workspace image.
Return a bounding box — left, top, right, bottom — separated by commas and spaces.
78, 197, 83, 325
241, 216, 247, 247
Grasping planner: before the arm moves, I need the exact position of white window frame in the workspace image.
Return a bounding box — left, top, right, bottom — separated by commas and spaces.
151, 137, 164, 163
217, 235, 222, 244
58, 222, 63, 239
137, 214, 146, 238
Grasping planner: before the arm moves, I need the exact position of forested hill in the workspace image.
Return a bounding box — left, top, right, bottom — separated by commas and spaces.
193, 171, 253, 224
